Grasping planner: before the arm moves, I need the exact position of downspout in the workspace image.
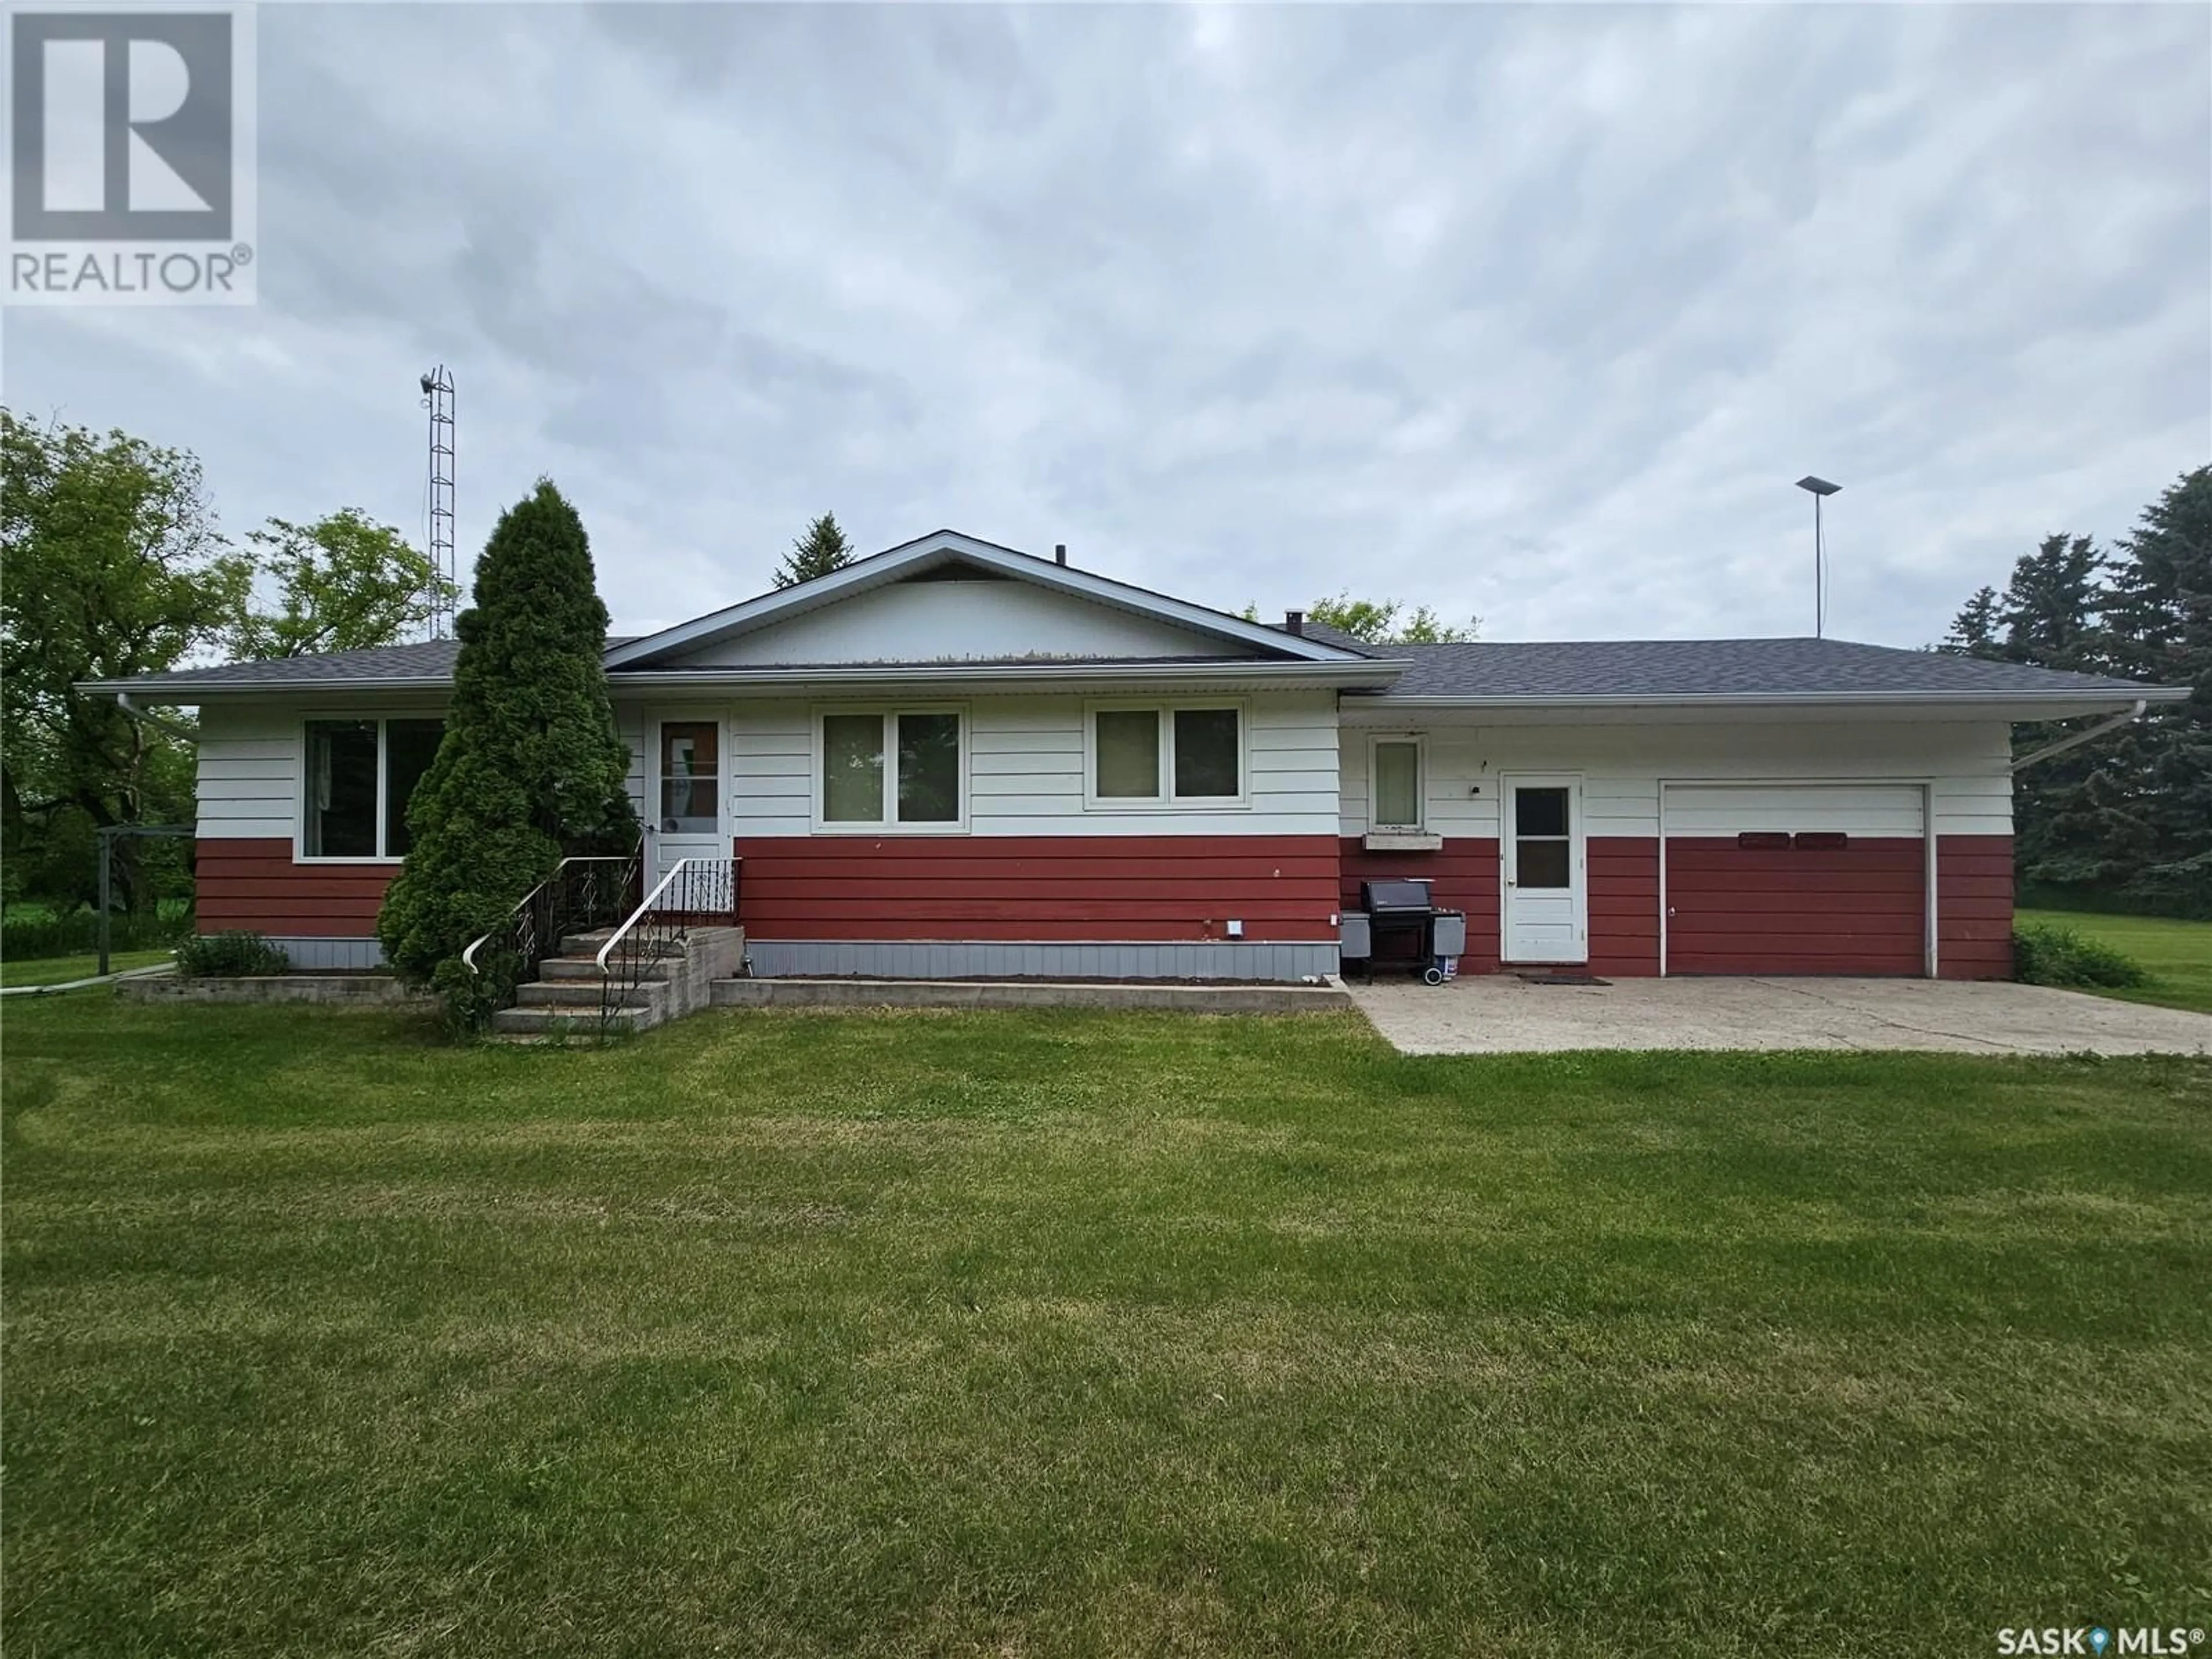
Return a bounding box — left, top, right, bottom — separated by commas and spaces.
2010, 699, 2147, 772
115, 691, 200, 744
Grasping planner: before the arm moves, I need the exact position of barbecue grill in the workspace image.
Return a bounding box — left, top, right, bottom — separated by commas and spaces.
1342, 877, 1467, 985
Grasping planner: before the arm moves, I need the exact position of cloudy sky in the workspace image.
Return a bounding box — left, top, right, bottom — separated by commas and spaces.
5, 2, 2207, 646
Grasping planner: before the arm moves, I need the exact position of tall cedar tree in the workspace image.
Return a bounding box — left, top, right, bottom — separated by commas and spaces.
772, 512, 855, 588
2100, 465, 2212, 906
377, 482, 637, 1009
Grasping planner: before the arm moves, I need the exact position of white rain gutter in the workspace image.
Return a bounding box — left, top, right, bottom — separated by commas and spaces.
115, 690, 201, 742
2011, 699, 2149, 772
1351, 688, 2188, 713
85, 661, 1404, 698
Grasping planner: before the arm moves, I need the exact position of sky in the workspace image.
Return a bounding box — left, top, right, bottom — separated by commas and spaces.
4, 2, 2207, 648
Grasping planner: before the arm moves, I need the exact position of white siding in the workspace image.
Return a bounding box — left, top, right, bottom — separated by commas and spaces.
193, 695, 460, 843
1339, 719, 2012, 840
194, 701, 298, 840
664, 579, 1253, 667
622, 691, 1339, 839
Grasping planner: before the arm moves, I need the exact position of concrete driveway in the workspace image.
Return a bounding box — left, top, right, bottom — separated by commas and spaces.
1349, 974, 2212, 1056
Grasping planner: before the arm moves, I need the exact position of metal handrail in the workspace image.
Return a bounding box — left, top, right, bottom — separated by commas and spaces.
594, 858, 696, 975
593, 856, 740, 1031
462, 855, 635, 973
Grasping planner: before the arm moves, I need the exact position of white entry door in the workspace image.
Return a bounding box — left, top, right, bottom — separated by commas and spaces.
649, 714, 725, 885
1502, 776, 1588, 963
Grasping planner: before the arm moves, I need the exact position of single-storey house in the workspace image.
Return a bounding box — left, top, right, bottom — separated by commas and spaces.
90, 529, 2181, 980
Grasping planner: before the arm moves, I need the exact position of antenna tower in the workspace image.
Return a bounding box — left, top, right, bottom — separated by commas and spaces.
420, 366, 457, 638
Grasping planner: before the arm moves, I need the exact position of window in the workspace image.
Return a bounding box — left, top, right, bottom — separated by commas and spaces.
303, 717, 445, 859
819, 709, 964, 827
1094, 709, 1160, 798
1085, 705, 1244, 804
659, 721, 719, 833
382, 719, 444, 857
1173, 709, 1239, 798
1372, 739, 1423, 830
1513, 785, 1571, 889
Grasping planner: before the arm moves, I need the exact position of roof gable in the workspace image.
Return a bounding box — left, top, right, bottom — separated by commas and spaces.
604, 531, 1368, 670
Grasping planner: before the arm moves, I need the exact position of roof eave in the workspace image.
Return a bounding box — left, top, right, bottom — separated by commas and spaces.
1355, 687, 2187, 710
78, 675, 456, 699
608, 659, 1406, 692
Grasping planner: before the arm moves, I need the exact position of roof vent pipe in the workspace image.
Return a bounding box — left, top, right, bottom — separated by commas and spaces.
1284, 609, 1304, 637
1054, 543, 1067, 565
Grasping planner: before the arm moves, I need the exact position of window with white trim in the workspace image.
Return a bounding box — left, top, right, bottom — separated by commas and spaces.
1370, 738, 1425, 831
302, 717, 445, 859
819, 709, 965, 827
1085, 704, 1244, 805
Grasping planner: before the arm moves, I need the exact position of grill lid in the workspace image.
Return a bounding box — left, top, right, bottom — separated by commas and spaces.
1361, 878, 1435, 912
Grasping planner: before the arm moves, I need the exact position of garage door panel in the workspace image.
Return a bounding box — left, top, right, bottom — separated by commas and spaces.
1661, 784, 1925, 837
1663, 787, 1926, 976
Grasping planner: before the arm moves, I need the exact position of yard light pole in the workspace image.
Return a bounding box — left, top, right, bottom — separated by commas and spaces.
1795, 475, 1840, 639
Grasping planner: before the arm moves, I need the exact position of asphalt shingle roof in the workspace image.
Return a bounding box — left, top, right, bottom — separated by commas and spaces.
1353, 637, 2164, 701
93, 631, 2168, 705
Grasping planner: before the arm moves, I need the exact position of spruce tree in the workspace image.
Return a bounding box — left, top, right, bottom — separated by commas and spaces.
2101, 465, 2212, 911
377, 480, 637, 1016
772, 512, 855, 588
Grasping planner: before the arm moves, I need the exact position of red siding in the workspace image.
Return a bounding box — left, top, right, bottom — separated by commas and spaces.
1665, 837, 1924, 975
1340, 837, 1501, 970
1938, 834, 2014, 980
195, 838, 395, 936
1588, 836, 1660, 976
735, 835, 1340, 942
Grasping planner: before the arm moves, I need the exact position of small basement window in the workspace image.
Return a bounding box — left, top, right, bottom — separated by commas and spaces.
303, 717, 445, 859
1086, 704, 1244, 805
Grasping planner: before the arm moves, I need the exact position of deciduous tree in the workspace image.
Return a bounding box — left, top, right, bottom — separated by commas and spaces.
0, 412, 248, 908
229, 509, 454, 659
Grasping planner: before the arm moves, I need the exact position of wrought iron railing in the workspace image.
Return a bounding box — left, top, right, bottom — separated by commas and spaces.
595, 857, 741, 1029
461, 850, 643, 1018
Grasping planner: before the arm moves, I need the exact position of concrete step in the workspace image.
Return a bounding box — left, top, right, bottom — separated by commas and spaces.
558, 925, 743, 959
514, 979, 664, 1010
490, 1005, 650, 1039
538, 955, 673, 983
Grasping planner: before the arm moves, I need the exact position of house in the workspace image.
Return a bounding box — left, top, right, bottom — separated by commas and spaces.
89, 529, 2182, 981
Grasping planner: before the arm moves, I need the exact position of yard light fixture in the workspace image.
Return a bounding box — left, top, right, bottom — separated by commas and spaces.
1795, 475, 1840, 639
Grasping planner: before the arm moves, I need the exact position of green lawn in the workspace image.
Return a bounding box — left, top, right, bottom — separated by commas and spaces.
5, 1000, 2210, 1657
2017, 908, 2212, 1015
0, 948, 172, 988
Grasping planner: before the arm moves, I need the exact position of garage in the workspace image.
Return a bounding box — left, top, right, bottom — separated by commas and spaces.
1661, 783, 1928, 976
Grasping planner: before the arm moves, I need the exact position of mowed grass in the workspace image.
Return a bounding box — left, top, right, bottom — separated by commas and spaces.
5, 1000, 2210, 1658
0, 948, 172, 988
2017, 908, 2212, 1015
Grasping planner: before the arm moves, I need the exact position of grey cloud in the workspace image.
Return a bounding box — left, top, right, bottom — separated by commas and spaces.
3, 2, 2204, 647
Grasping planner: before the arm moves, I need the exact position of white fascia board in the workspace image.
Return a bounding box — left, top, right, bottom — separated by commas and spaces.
609, 659, 1403, 694
603, 529, 1369, 668
79, 674, 454, 698
1354, 687, 2187, 714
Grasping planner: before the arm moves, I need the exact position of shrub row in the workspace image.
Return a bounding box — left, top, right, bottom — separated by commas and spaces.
2012, 922, 2149, 990
175, 931, 290, 978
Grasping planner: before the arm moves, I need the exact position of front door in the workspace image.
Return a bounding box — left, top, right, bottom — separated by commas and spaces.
650, 714, 725, 886
1502, 776, 1587, 963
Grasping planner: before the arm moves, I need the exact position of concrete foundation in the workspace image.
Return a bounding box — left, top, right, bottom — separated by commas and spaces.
709, 976, 1351, 1014
120, 974, 430, 1006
